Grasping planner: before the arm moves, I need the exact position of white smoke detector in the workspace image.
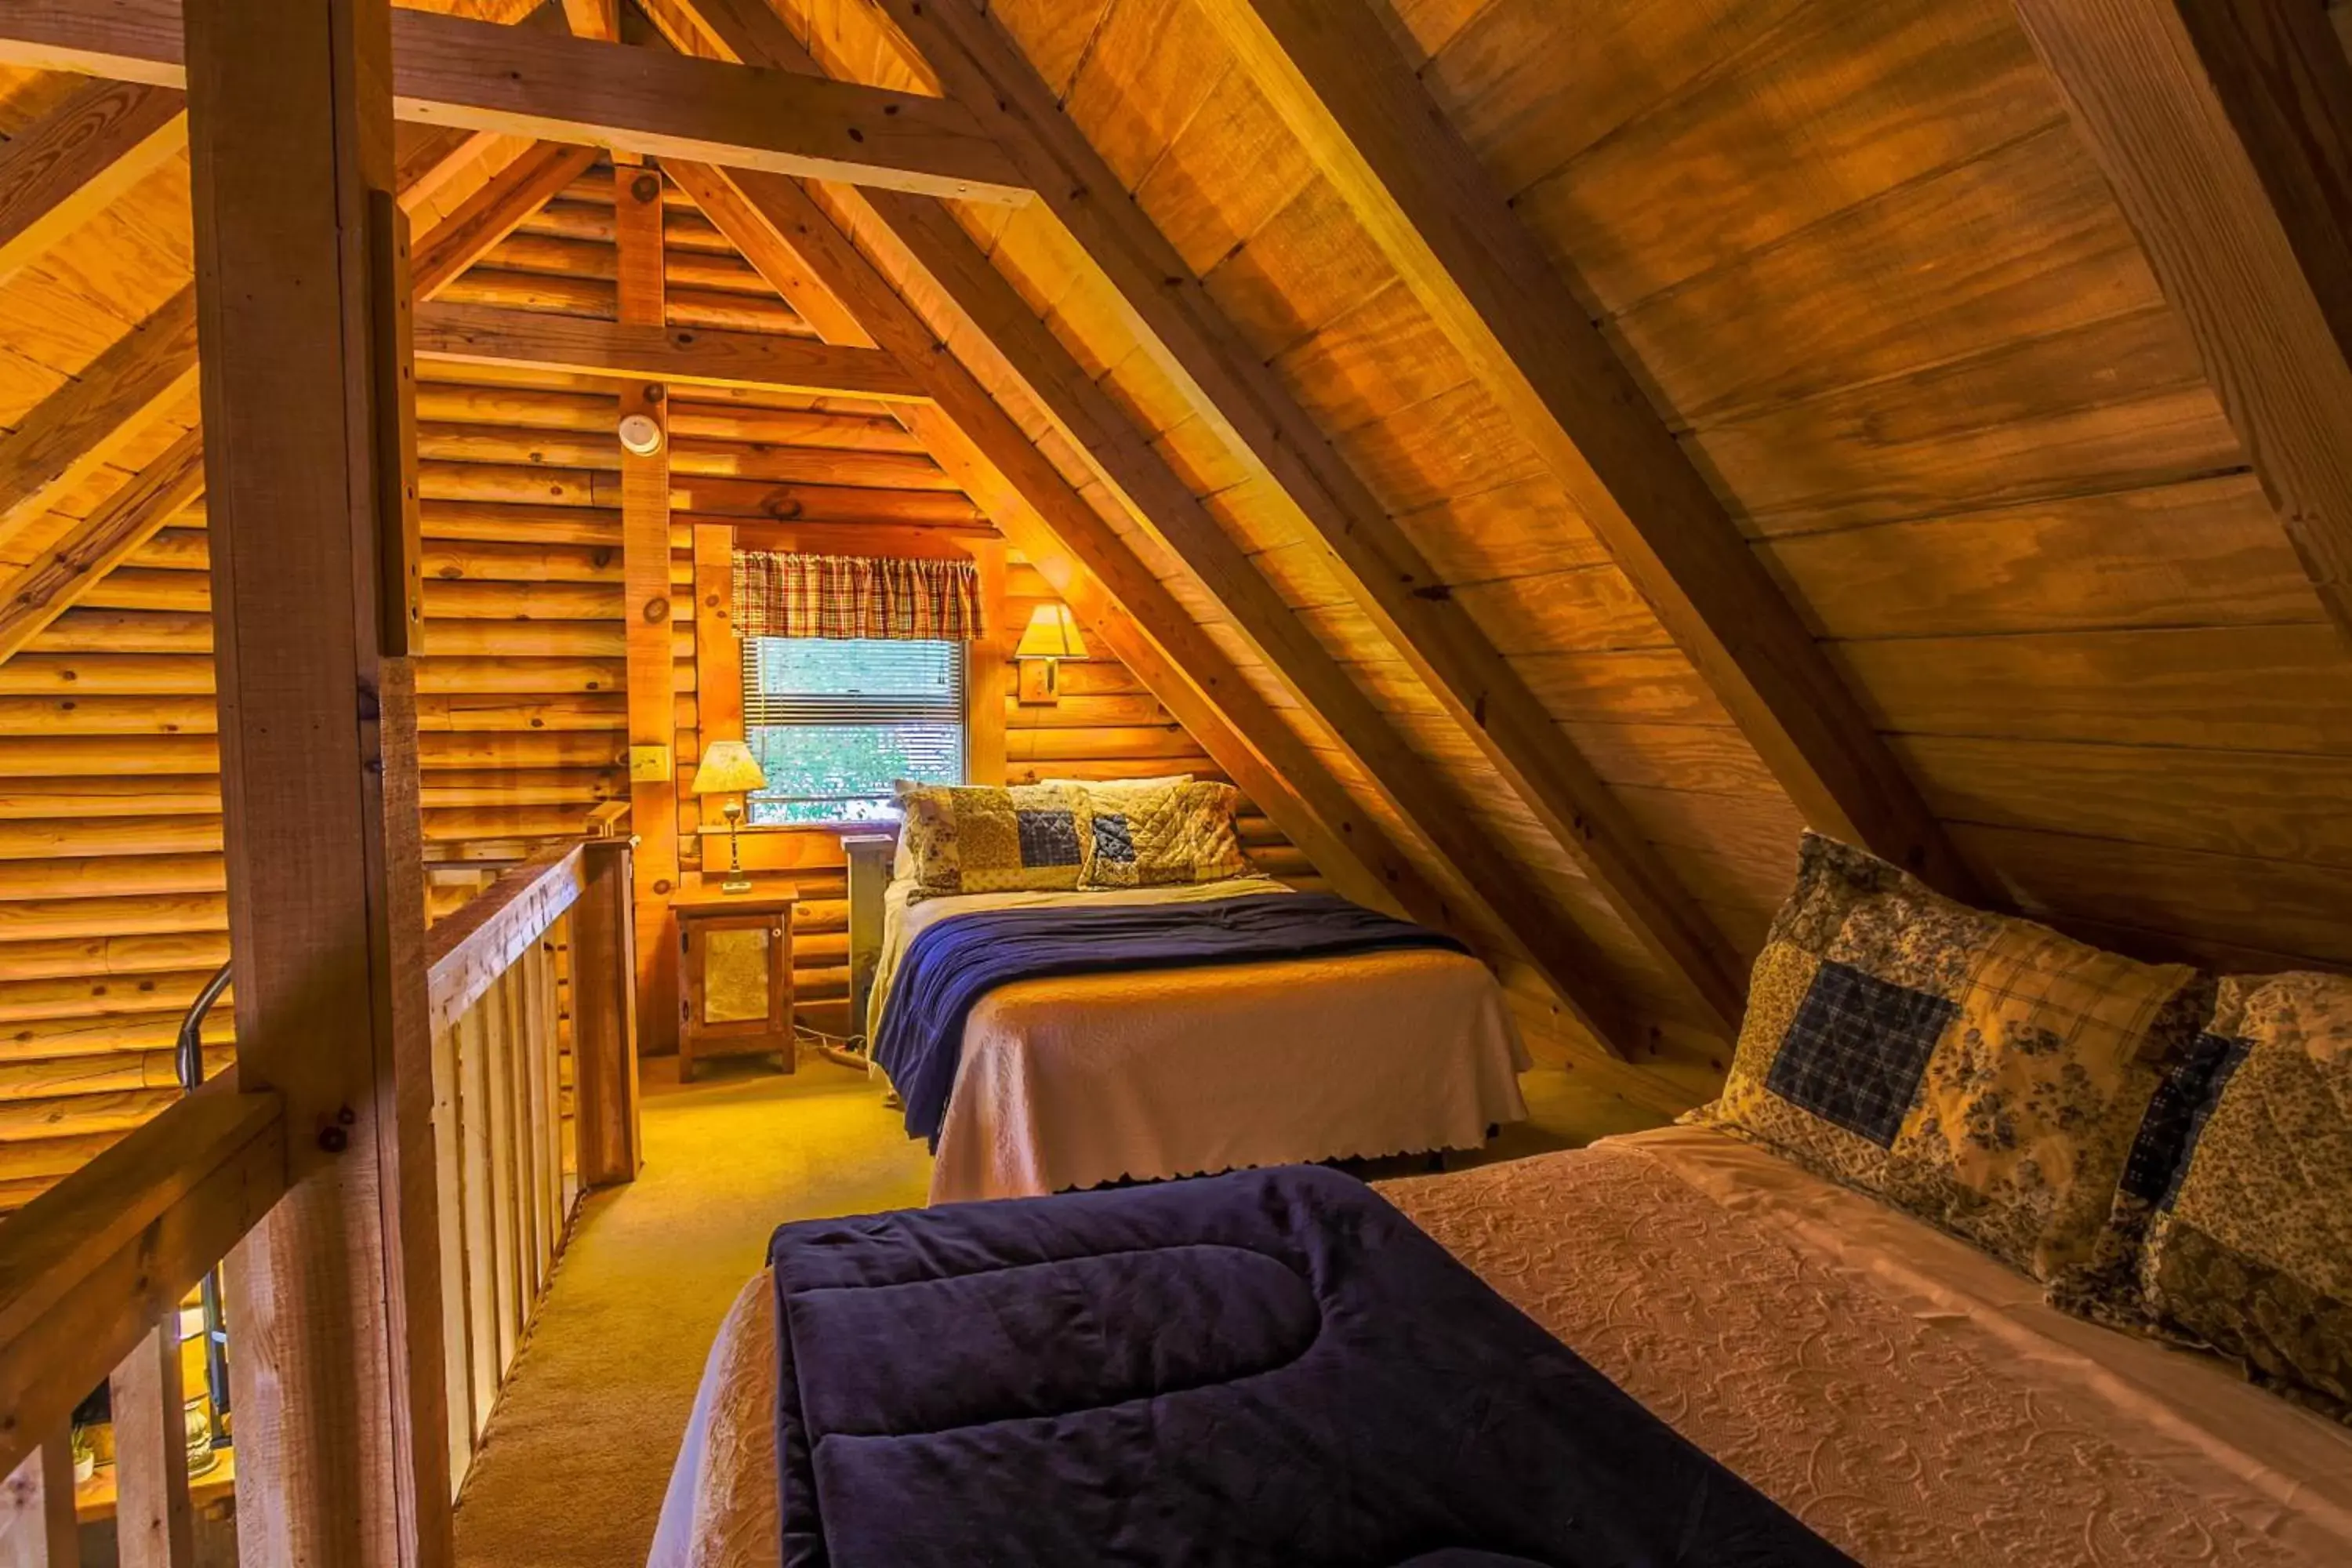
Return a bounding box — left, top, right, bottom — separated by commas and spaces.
617, 412, 664, 456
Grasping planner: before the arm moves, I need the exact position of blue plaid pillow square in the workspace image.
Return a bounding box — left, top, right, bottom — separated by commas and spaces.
1014, 809, 1083, 869
1766, 960, 1957, 1148
2119, 1032, 2245, 1206
1092, 814, 1136, 863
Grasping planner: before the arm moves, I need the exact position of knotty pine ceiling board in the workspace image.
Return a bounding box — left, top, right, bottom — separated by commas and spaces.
1757, 477, 2325, 640
1417, 0, 1807, 196
1833, 626, 2352, 755
1962, 825, 2352, 974
1514, 0, 2060, 317
1199, 178, 1393, 359
1682, 305, 2239, 536
1897, 735, 2352, 873
1269, 279, 1472, 441
1058, 0, 1226, 191
982, 0, 1117, 100
1611, 125, 2159, 430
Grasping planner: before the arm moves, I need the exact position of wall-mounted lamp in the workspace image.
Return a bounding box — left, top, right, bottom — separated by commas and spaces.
1014, 603, 1089, 706
691, 739, 768, 894
618, 411, 665, 457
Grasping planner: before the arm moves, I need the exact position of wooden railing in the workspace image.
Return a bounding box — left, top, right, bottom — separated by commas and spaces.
423, 837, 637, 1497
0, 1073, 285, 1561
0, 837, 639, 1559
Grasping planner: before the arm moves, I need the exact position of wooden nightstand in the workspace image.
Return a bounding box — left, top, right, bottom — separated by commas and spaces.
673, 882, 796, 1083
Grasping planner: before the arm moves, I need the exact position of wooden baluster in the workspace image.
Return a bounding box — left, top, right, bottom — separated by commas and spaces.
503, 966, 540, 1316
525, 937, 561, 1279
482, 978, 521, 1375
108, 1323, 194, 1568
456, 1002, 498, 1442
0, 1432, 77, 1568
429, 1018, 472, 1502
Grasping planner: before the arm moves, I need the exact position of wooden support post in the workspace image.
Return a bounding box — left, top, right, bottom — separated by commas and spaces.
618, 163, 681, 1057
107, 1323, 196, 1568
572, 837, 641, 1185
183, 0, 451, 1562
0, 1435, 75, 1568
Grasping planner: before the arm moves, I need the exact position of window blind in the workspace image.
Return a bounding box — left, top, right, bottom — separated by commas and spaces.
739, 637, 966, 823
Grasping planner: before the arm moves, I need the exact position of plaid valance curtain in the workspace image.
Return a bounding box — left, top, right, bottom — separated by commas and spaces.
732, 550, 984, 642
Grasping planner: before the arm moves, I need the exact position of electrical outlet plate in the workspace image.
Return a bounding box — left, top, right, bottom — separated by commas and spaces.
629, 743, 672, 782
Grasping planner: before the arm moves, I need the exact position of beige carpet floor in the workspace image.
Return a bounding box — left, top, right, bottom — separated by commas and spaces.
452, 1058, 931, 1568
450, 1056, 1666, 1567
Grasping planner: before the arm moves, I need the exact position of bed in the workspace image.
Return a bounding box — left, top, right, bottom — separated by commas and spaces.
652, 833, 2352, 1566
650, 1124, 2352, 1568
866, 873, 1531, 1205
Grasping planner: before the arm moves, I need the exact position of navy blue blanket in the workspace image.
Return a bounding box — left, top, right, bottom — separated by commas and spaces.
768, 1166, 1850, 1567
873, 892, 1468, 1147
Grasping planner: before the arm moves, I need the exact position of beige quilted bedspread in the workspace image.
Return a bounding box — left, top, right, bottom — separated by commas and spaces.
652, 1127, 2352, 1567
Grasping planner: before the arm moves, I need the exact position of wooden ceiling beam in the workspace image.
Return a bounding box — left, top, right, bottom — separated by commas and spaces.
1120, 0, 1969, 903
0, 428, 201, 663
0, 0, 1026, 201
0, 77, 185, 288
868, 0, 1763, 1017
0, 286, 198, 549
411, 302, 925, 400
2013, 0, 2352, 653
411, 142, 601, 299
559, 0, 619, 42
0, 129, 593, 662
655, 169, 1484, 960
392, 125, 503, 213
651, 13, 1659, 1049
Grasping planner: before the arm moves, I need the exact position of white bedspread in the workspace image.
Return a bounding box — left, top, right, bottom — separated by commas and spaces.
652, 1127, 2352, 1568
873, 877, 1531, 1204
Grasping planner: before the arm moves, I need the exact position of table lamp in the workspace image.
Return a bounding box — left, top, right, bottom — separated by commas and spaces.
691, 739, 767, 894
1014, 602, 1088, 705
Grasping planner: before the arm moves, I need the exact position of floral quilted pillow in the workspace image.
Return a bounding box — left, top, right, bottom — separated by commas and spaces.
1077, 780, 1246, 890
1684, 833, 2215, 1299
2122, 971, 2352, 1419
895, 783, 1092, 901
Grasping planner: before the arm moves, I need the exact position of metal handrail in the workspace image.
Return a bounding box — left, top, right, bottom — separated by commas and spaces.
176, 960, 233, 1093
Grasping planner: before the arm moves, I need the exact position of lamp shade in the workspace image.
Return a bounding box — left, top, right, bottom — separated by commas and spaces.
691, 739, 768, 796
1014, 602, 1088, 662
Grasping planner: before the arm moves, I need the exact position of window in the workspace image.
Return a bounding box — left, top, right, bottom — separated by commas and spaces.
740, 637, 965, 825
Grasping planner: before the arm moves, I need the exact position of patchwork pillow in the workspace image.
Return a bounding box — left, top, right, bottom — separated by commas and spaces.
895, 783, 1093, 901
1684, 833, 2215, 1298
2129, 971, 2352, 1419
1078, 780, 1247, 890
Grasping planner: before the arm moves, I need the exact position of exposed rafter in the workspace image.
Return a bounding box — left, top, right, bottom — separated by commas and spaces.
864, 0, 1764, 1018
411, 301, 927, 399
559, 0, 619, 41
649, 16, 1664, 1047
0, 0, 1026, 201
411, 142, 601, 299
1188, 0, 1979, 898
655, 158, 1500, 971
0, 110, 580, 666
0, 428, 201, 662
0, 286, 197, 544
0, 77, 184, 287
2013, 0, 2352, 653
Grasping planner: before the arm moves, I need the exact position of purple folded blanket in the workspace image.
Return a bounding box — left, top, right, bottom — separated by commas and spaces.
767, 1164, 1851, 1567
